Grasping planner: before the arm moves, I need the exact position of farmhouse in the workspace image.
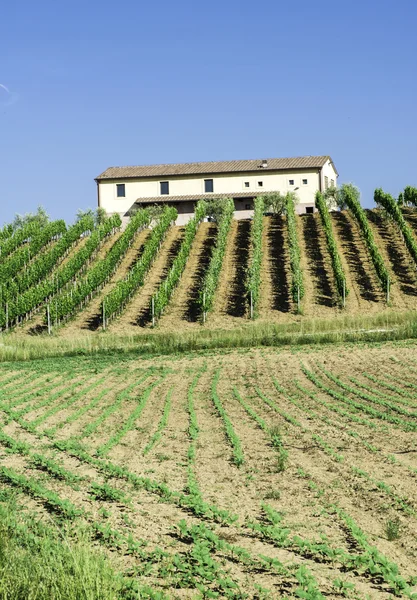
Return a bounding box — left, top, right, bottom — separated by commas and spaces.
96, 155, 338, 225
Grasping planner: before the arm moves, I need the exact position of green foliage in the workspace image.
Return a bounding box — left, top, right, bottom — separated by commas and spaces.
0, 215, 120, 328
315, 191, 347, 302
211, 370, 244, 466
374, 188, 417, 267
205, 197, 229, 223
102, 206, 177, 322
153, 200, 207, 321
11, 206, 49, 232
246, 196, 264, 318
403, 186, 417, 207
341, 184, 390, 292
0, 219, 67, 286
0, 501, 125, 600
263, 191, 287, 215
49, 209, 150, 324
286, 191, 304, 306
199, 197, 234, 318
386, 517, 401, 541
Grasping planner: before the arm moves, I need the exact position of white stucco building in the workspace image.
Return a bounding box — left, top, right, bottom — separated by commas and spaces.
96, 156, 338, 225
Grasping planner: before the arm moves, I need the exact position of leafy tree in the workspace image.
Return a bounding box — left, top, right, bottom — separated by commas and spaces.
12, 206, 49, 231
262, 192, 287, 215
205, 198, 226, 223
76, 208, 108, 227
403, 186, 417, 207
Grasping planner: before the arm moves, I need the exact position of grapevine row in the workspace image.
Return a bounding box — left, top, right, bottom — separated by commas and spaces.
153, 200, 206, 321
285, 193, 304, 308
315, 191, 347, 302
199, 197, 234, 321
0, 215, 95, 303
46, 209, 150, 325
0, 215, 120, 329
374, 188, 417, 267
0, 220, 41, 260
246, 196, 264, 318
343, 189, 390, 292
0, 219, 67, 287
101, 206, 177, 323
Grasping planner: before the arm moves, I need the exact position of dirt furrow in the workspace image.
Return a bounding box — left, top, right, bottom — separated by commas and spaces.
211, 219, 250, 323
60, 228, 150, 335
300, 213, 338, 313
366, 209, 417, 308
109, 226, 184, 331
159, 222, 217, 329
331, 210, 383, 308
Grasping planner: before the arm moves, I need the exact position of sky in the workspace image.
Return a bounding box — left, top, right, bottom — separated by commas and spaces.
1, 0, 417, 226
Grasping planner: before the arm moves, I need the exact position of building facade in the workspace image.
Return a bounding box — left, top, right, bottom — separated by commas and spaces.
96, 156, 338, 225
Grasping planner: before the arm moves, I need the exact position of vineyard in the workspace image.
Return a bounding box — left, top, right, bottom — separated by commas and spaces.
2, 190, 417, 338
0, 341, 417, 598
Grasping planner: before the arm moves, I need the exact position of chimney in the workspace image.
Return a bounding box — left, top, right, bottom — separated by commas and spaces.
261, 159, 268, 168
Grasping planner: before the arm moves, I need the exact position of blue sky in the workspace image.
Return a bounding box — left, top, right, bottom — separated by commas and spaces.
1, 0, 416, 225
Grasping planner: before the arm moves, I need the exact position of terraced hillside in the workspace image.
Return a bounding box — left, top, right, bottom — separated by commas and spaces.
1, 341, 417, 598
3, 200, 417, 337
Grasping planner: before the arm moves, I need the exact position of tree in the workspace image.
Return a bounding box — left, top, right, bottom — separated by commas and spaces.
76, 207, 108, 227
263, 192, 287, 215
204, 198, 226, 223
12, 206, 49, 231
323, 183, 360, 211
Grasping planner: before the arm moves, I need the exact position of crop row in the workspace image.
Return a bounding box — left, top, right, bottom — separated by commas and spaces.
101, 206, 177, 323
375, 188, 417, 267
246, 196, 264, 318
315, 191, 347, 302
286, 192, 304, 308
0, 215, 94, 303
199, 198, 234, 320
0, 219, 67, 287
46, 210, 150, 325
0, 215, 120, 328
344, 188, 390, 293
0, 220, 42, 260
153, 200, 206, 321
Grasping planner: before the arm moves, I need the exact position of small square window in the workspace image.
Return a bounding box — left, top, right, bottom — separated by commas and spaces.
302, 179, 308, 185
116, 184, 125, 197
325, 176, 329, 190
160, 181, 169, 195
244, 181, 250, 188
204, 179, 213, 193
258, 181, 263, 187
306, 206, 314, 214
289, 179, 294, 186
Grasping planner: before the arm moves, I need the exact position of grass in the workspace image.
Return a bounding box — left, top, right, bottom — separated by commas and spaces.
0, 498, 126, 600
2, 309, 417, 362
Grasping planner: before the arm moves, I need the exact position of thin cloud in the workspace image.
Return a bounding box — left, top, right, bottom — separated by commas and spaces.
0, 83, 19, 109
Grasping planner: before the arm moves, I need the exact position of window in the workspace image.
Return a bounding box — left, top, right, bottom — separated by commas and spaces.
244, 181, 250, 188
325, 176, 329, 190
258, 181, 263, 187
330, 179, 335, 188
306, 206, 314, 214
289, 179, 294, 186
302, 179, 308, 185
160, 181, 169, 195
204, 179, 214, 193
116, 184, 125, 198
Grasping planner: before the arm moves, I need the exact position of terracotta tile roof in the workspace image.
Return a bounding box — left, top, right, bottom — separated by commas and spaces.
134, 191, 264, 205
97, 155, 335, 180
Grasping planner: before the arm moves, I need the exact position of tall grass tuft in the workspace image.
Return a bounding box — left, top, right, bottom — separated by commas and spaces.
0, 500, 124, 599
